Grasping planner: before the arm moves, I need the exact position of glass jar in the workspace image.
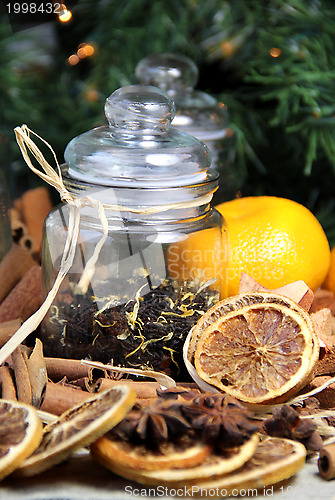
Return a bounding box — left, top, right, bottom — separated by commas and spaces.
136, 53, 246, 203
40, 85, 228, 380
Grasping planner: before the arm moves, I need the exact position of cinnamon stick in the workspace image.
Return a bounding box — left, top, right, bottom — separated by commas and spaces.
314, 312, 335, 376
311, 309, 334, 351
21, 187, 53, 254
0, 245, 36, 303
96, 379, 197, 399
0, 365, 16, 400
0, 265, 42, 323
45, 357, 92, 382
40, 382, 90, 415
40, 378, 198, 415
13, 198, 23, 214
0, 318, 22, 347
25, 339, 48, 408
10, 347, 32, 404
302, 376, 335, 408
315, 354, 335, 377
311, 289, 335, 315
239, 273, 268, 294
318, 443, 335, 480
96, 378, 160, 399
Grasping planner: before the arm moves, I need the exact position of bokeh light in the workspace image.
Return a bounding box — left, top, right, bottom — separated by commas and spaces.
58, 5, 72, 23
77, 43, 95, 58
270, 47, 282, 58
68, 54, 79, 65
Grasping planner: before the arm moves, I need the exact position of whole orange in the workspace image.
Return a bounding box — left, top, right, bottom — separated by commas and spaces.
322, 245, 335, 293
216, 196, 330, 297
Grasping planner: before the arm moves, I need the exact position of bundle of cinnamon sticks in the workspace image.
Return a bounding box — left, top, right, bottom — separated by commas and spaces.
0, 186, 49, 403
0, 186, 53, 342
1, 348, 195, 415
41, 357, 183, 415
10, 186, 53, 256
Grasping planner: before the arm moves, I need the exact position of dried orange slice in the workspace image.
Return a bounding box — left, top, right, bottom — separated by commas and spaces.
0, 399, 43, 481
98, 433, 259, 485
15, 385, 136, 477
188, 292, 316, 363
188, 292, 319, 404
194, 436, 306, 494
91, 435, 212, 472
109, 435, 305, 493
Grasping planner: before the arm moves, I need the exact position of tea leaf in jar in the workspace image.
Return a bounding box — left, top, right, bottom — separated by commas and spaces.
42, 280, 219, 380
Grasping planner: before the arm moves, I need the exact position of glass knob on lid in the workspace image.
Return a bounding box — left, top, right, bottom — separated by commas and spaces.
136, 53, 198, 95
104, 84, 175, 134
63, 84, 214, 192
135, 53, 228, 138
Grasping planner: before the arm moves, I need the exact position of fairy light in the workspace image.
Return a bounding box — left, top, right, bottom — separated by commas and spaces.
77, 43, 95, 59
68, 42, 96, 67
270, 47, 282, 58
85, 89, 99, 102
220, 41, 235, 57
58, 4, 72, 23
68, 54, 79, 66
83, 44, 95, 56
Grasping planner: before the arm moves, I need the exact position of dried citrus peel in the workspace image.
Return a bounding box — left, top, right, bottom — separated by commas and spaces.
91, 437, 212, 472
189, 436, 306, 495
0, 400, 43, 481
186, 292, 319, 405
15, 385, 136, 477
99, 435, 305, 495
112, 434, 259, 486
195, 303, 318, 403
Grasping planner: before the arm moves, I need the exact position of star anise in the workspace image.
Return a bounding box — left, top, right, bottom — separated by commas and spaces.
263, 405, 323, 451
111, 400, 191, 448
181, 392, 260, 452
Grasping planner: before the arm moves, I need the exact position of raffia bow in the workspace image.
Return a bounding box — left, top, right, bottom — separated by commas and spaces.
0, 125, 110, 365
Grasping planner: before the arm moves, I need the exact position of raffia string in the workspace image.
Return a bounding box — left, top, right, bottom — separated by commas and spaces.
14, 125, 111, 296
81, 360, 176, 390
0, 125, 110, 366
288, 374, 335, 405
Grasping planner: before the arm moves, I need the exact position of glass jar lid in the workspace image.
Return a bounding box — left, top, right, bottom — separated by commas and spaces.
64, 85, 214, 188
135, 53, 230, 142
